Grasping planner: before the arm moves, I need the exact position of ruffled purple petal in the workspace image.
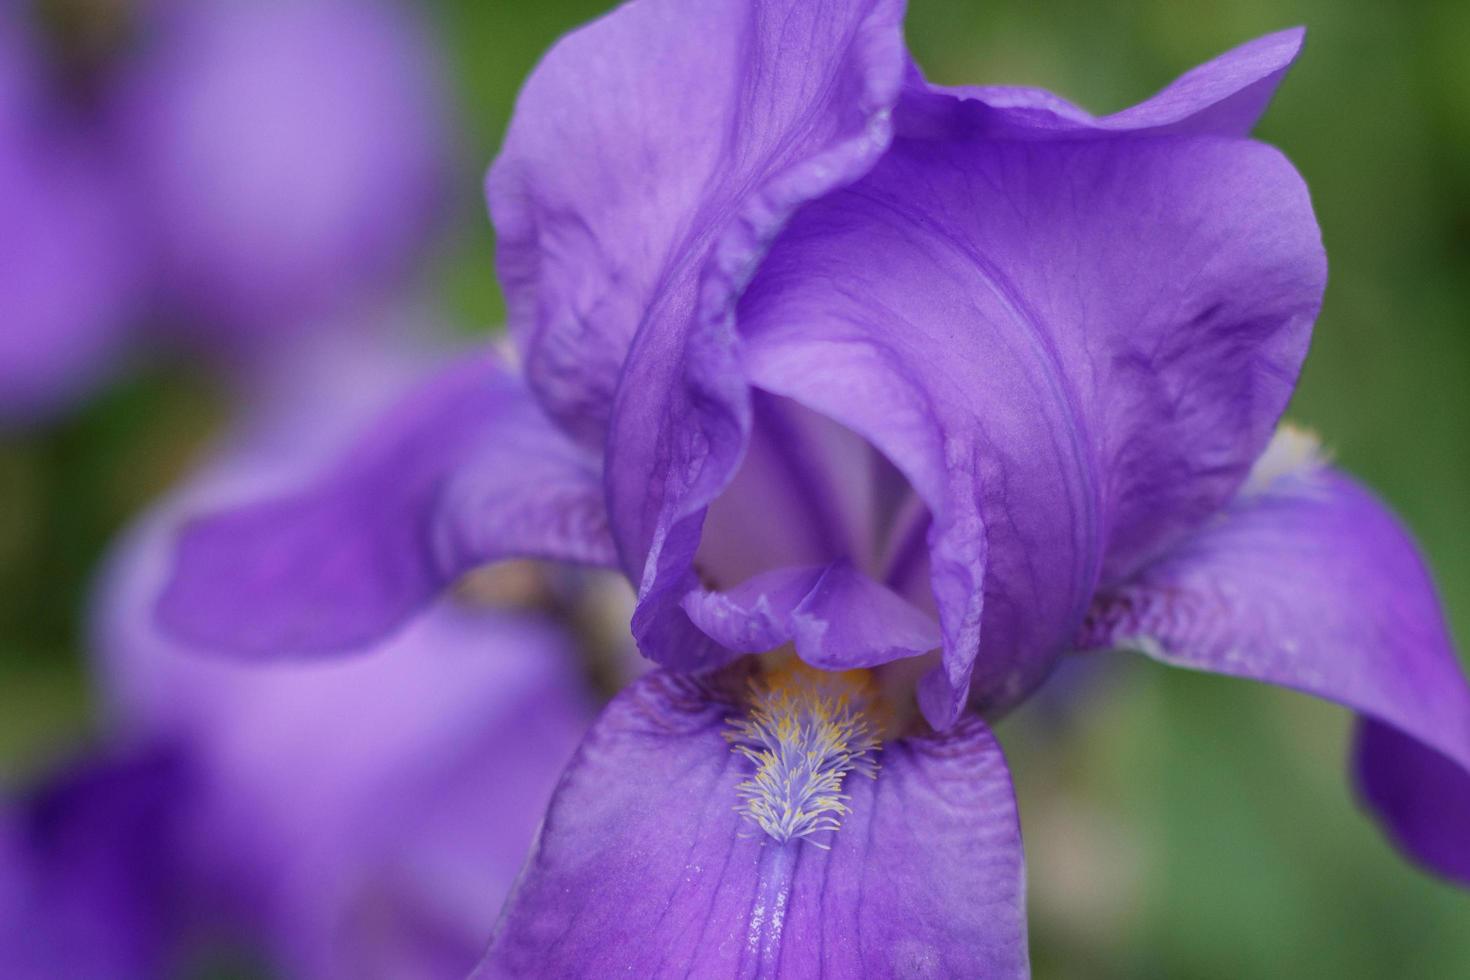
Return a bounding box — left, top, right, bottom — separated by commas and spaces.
939, 27, 1305, 139
749, 118, 1321, 724
1081, 459, 1470, 884
615, 30, 1324, 722
490, 0, 909, 447
477, 671, 1029, 978
157, 352, 615, 659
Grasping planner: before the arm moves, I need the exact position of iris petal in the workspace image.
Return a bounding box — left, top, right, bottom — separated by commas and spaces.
619, 31, 1325, 724
1354, 721, 1470, 886
1081, 458, 1470, 884
683, 560, 941, 669
478, 670, 1029, 978
939, 27, 1306, 139
490, 0, 909, 447
157, 353, 614, 658
733, 118, 1322, 724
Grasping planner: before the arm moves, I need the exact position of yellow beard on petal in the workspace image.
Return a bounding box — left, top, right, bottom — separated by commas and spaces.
725, 660, 883, 847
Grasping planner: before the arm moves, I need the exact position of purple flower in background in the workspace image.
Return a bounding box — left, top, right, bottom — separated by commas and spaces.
155, 0, 1470, 973
0, 17, 141, 424
0, 0, 451, 423
1, 321, 592, 978
0, 749, 185, 980
116, 0, 451, 345
3, 607, 588, 980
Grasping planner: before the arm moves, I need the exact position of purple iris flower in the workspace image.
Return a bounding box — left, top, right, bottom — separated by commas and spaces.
156, 1, 1470, 974
2, 322, 592, 978
0, 0, 450, 422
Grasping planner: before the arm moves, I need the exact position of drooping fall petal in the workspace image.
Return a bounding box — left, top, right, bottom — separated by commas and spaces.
478, 670, 1029, 979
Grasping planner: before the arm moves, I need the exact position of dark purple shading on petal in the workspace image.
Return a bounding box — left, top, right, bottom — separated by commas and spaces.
616, 30, 1324, 721
490, 0, 909, 448
1354, 720, 1470, 887
476, 670, 1028, 979
0, 748, 187, 980
157, 354, 616, 659
1081, 464, 1470, 884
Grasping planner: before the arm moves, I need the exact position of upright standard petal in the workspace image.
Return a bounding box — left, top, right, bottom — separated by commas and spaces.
157, 353, 616, 658
479, 668, 1029, 979
491, 0, 908, 446
1080, 446, 1470, 884
636, 92, 1324, 723
606, 29, 1324, 720
940, 27, 1306, 139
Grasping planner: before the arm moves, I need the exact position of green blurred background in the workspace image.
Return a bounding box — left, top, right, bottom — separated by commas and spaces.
2, 0, 1466, 976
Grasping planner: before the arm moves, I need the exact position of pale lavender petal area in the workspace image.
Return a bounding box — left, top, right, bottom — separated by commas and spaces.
0, 749, 186, 980
116, 0, 449, 342
1080, 458, 1470, 883
1354, 720, 1470, 886
942, 27, 1306, 138
489, 0, 908, 446
157, 352, 616, 659
477, 671, 1029, 979
615, 31, 1325, 722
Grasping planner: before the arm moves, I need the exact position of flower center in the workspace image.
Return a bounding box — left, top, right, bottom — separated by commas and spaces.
725, 661, 883, 846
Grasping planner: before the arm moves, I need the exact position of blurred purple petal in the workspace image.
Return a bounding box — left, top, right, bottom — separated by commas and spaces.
0, 22, 140, 424
157, 353, 615, 658
103, 594, 590, 978
95, 329, 597, 976
491, 0, 908, 447
117, 0, 450, 340
1082, 455, 1470, 882
478, 670, 1028, 978
0, 749, 186, 980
